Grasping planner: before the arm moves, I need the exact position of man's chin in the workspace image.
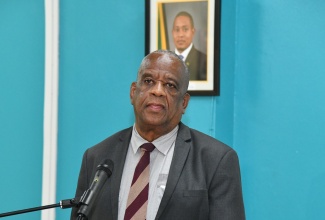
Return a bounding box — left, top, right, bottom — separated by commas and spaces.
138, 118, 167, 128
144, 120, 165, 127
176, 46, 186, 52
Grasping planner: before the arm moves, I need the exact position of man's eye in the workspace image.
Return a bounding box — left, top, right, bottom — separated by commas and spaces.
144, 79, 153, 84
166, 83, 176, 88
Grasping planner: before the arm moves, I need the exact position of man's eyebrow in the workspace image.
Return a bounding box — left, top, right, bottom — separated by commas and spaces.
141, 72, 154, 78
142, 72, 179, 82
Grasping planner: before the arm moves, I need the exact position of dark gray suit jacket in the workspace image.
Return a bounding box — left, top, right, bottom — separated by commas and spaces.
186, 46, 207, 81
71, 122, 245, 219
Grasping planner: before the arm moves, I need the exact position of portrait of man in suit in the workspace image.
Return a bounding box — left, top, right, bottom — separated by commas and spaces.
172, 11, 207, 81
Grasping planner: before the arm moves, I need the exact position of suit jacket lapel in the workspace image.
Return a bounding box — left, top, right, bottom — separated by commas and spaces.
155, 123, 192, 219
110, 128, 132, 220
186, 46, 197, 64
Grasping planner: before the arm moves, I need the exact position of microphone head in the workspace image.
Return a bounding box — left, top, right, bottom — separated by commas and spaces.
97, 159, 114, 178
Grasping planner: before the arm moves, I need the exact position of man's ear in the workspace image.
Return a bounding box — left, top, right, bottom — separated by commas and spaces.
182, 93, 190, 114
192, 27, 196, 35
130, 82, 137, 105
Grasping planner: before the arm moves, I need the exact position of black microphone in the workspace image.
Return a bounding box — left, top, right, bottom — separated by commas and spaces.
76, 159, 114, 219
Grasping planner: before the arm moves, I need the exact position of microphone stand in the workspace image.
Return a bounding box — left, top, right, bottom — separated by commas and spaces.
0, 198, 78, 218
1, 160, 113, 219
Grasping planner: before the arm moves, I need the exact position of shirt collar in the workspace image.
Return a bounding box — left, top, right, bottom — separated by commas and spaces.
175, 43, 193, 61
131, 124, 179, 155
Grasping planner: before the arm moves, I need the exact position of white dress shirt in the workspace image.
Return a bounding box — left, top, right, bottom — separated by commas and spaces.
118, 125, 178, 220
175, 43, 193, 61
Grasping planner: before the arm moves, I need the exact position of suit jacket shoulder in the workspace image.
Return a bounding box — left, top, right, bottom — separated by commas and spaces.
71, 127, 133, 220
84, 127, 132, 166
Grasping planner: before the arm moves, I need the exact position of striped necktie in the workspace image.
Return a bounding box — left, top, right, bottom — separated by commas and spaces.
124, 143, 155, 220
178, 54, 184, 60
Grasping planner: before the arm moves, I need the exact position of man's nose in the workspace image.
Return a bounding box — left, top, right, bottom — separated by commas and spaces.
178, 30, 185, 36
151, 81, 166, 96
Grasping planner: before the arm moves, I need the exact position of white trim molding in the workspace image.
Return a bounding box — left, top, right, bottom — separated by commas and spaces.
42, 0, 59, 219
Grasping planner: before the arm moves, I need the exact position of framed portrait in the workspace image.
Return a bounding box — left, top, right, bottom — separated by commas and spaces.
145, 0, 220, 96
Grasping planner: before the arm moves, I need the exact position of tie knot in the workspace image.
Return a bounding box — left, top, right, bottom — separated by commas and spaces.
140, 143, 155, 152
178, 54, 184, 60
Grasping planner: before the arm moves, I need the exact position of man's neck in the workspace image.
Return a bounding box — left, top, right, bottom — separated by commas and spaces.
134, 123, 178, 142
175, 43, 193, 60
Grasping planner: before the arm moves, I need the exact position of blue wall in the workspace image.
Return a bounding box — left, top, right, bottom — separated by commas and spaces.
0, 1, 44, 219
235, 1, 325, 219
1, 0, 325, 219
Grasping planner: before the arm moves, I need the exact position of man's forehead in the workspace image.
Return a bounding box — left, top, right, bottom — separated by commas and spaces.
174, 16, 191, 24
139, 52, 184, 79
156, 53, 174, 63
145, 53, 177, 68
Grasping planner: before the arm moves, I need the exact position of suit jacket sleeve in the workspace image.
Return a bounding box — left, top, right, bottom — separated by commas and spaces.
209, 149, 245, 219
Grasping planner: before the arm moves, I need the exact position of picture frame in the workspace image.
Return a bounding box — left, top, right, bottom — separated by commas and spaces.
145, 0, 220, 96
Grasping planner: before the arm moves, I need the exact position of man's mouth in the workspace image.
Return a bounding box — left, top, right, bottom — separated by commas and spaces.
147, 103, 164, 111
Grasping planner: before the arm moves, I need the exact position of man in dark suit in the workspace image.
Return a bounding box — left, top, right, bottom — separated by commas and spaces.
172, 11, 207, 80
71, 50, 245, 220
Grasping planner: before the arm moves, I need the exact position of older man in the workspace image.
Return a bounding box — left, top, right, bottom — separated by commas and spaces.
71, 50, 245, 220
